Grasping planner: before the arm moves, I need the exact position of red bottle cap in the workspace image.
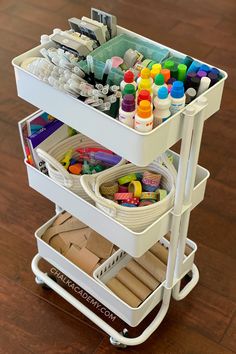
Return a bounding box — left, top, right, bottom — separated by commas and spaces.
124, 70, 134, 83
137, 90, 151, 105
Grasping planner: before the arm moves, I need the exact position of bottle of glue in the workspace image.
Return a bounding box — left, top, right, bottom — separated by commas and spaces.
153, 86, 171, 127
120, 70, 137, 91
135, 100, 153, 132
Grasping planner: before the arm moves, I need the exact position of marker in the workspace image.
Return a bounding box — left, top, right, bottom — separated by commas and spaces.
134, 100, 153, 132
102, 59, 112, 85
171, 64, 178, 79
185, 88, 197, 104
137, 90, 152, 105
209, 67, 220, 76
167, 77, 176, 85
190, 76, 201, 91
197, 70, 207, 79
187, 60, 201, 74
122, 83, 136, 98
120, 70, 136, 91
199, 64, 210, 73
160, 68, 170, 83
164, 60, 175, 71
197, 77, 211, 96
177, 64, 187, 81
208, 72, 218, 86
183, 55, 193, 68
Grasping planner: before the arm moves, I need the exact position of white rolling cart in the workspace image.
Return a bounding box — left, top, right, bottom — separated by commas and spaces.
13, 14, 227, 348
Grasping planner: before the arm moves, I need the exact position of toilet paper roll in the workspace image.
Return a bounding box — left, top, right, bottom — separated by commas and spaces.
150, 243, 168, 264
125, 260, 160, 291
116, 268, 152, 301
106, 278, 142, 308
135, 251, 166, 282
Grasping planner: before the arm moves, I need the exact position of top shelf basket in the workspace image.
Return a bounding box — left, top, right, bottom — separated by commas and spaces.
12, 26, 227, 166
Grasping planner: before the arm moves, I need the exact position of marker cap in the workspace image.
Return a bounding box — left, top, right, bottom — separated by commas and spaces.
137, 90, 151, 105
210, 67, 220, 76
140, 67, 151, 79
170, 81, 184, 98
154, 73, 165, 85
197, 70, 207, 78
161, 68, 170, 82
190, 76, 201, 90
167, 77, 176, 85
208, 72, 219, 86
124, 70, 134, 83
171, 65, 178, 79
152, 63, 162, 72
199, 64, 210, 73
158, 86, 168, 99
147, 60, 157, 69
122, 94, 135, 112
137, 100, 152, 118
164, 60, 175, 71
187, 60, 201, 74
183, 55, 193, 68
185, 87, 196, 104
122, 83, 136, 97
177, 64, 187, 81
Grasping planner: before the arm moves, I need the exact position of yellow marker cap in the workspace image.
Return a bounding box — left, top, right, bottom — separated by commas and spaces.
152, 63, 162, 72
137, 100, 152, 118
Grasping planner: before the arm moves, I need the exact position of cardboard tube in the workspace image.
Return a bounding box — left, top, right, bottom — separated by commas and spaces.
150, 243, 169, 264
64, 246, 99, 274
135, 251, 166, 282
165, 232, 193, 256
106, 278, 142, 308
116, 268, 152, 301
126, 260, 160, 291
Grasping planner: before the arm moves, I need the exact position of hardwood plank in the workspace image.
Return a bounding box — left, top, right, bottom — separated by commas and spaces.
0, 275, 104, 353
221, 312, 236, 352
196, 243, 236, 303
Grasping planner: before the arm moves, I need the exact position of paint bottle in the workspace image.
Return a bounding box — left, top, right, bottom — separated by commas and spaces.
134, 100, 153, 132
170, 81, 186, 114
119, 94, 136, 128
152, 73, 167, 98
122, 83, 136, 99
150, 64, 161, 81
153, 86, 171, 127
138, 79, 153, 99
137, 89, 152, 105
137, 67, 153, 86
120, 70, 137, 91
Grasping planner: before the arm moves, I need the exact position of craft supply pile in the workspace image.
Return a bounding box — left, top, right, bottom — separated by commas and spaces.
20, 10, 222, 132
100, 170, 167, 208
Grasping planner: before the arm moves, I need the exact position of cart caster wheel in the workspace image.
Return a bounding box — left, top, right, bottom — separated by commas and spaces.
35, 274, 57, 289
110, 328, 128, 348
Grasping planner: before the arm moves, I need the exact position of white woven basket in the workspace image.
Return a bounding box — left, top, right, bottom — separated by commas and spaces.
37, 133, 125, 202
81, 158, 176, 232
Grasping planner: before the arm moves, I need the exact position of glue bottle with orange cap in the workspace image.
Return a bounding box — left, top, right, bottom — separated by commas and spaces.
134, 100, 153, 132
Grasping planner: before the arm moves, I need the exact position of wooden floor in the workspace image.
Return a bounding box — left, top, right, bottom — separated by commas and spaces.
1, 0, 236, 353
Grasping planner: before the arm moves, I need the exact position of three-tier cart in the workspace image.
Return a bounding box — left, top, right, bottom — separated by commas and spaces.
13, 14, 227, 348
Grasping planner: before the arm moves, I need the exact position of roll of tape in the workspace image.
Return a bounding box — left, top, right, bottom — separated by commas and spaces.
118, 173, 137, 185
140, 192, 158, 200
121, 203, 137, 207
124, 197, 140, 205
138, 200, 155, 207
118, 185, 129, 193
143, 171, 162, 184
100, 181, 119, 196
128, 181, 142, 197
114, 192, 133, 201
